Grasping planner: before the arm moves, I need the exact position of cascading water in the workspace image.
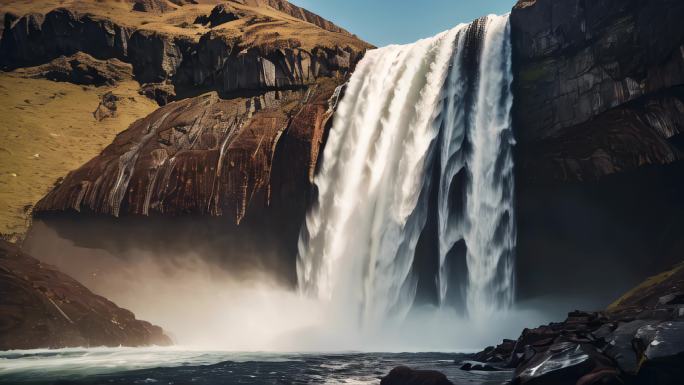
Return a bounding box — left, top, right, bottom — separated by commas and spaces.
297, 14, 516, 329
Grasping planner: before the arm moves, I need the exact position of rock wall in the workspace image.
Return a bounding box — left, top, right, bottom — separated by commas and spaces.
34, 81, 339, 225
512, 0, 684, 143
511, 0, 684, 302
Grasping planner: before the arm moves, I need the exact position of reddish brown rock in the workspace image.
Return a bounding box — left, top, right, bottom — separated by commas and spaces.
0, 240, 171, 350
34, 79, 340, 225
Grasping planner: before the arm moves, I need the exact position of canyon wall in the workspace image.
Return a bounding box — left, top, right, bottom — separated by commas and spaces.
511, 0, 684, 303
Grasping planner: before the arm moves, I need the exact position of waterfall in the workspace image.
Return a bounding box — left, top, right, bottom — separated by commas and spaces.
297, 14, 515, 327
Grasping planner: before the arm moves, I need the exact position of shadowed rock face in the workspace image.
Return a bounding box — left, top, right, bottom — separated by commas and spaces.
512, 0, 684, 144
0, 240, 171, 349
511, 0, 684, 302
34, 80, 339, 225
0, 4, 370, 97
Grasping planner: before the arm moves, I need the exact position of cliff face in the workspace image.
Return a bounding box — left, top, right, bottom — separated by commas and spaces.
512, 0, 684, 180
511, 0, 684, 302
0, 240, 171, 349
34, 82, 339, 225
0, 0, 369, 237
473, 262, 684, 385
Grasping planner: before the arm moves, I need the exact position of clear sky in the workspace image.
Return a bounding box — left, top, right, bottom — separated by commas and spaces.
289, 0, 517, 47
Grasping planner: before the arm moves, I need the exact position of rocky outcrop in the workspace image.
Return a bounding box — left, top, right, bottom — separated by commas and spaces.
194, 4, 241, 28
0, 5, 370, 100
15, 52, 133, 86
34, 80, 339, 225
380, 366, 454, 385
93, 91, 119, 121
0, 240, 172, 349
473, 262, 684, 385
132, 0, 175, 14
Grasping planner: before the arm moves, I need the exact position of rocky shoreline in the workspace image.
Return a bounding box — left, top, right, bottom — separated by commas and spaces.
382, 263, 684, 385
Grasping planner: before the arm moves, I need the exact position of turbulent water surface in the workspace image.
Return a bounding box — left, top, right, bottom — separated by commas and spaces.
0, 348, 512, 385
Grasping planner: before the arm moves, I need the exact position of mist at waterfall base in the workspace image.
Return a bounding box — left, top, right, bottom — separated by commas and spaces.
26, 221, 552, 353
21, 14, 559, 353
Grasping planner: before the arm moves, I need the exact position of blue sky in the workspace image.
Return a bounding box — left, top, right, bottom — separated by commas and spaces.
289, 0, 517, 47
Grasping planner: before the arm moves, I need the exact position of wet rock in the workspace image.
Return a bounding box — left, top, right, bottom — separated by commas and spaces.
93, 91, 119, 121
603, 320, 650, 374
0, 6, 370, 95
459, 361, 504, 371
380, 366, 453, 385
0, 240, 172, 349
16, 52, 133, 86
0, 8, 131, 70
478, 262, 684, 385
513, 342, 617, 385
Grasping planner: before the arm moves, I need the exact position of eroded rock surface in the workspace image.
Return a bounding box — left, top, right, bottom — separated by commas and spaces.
14, 52, 133, 86
0, 240, 172, 349
474, 263, 684, 385
35, 80, 340, 225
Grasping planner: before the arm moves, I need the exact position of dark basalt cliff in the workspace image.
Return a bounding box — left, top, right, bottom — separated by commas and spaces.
0, 240, 171, 349
511, 0, 684, 302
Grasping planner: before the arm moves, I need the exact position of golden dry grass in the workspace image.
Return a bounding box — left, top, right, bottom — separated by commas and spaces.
0, 73, 158, 240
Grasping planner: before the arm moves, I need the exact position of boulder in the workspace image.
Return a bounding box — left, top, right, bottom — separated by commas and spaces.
459, 361, 504, 371
514, 342, 618, 385
194, 4, 241, 27
93, 91, 119, 121
380, 366, 453, 385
